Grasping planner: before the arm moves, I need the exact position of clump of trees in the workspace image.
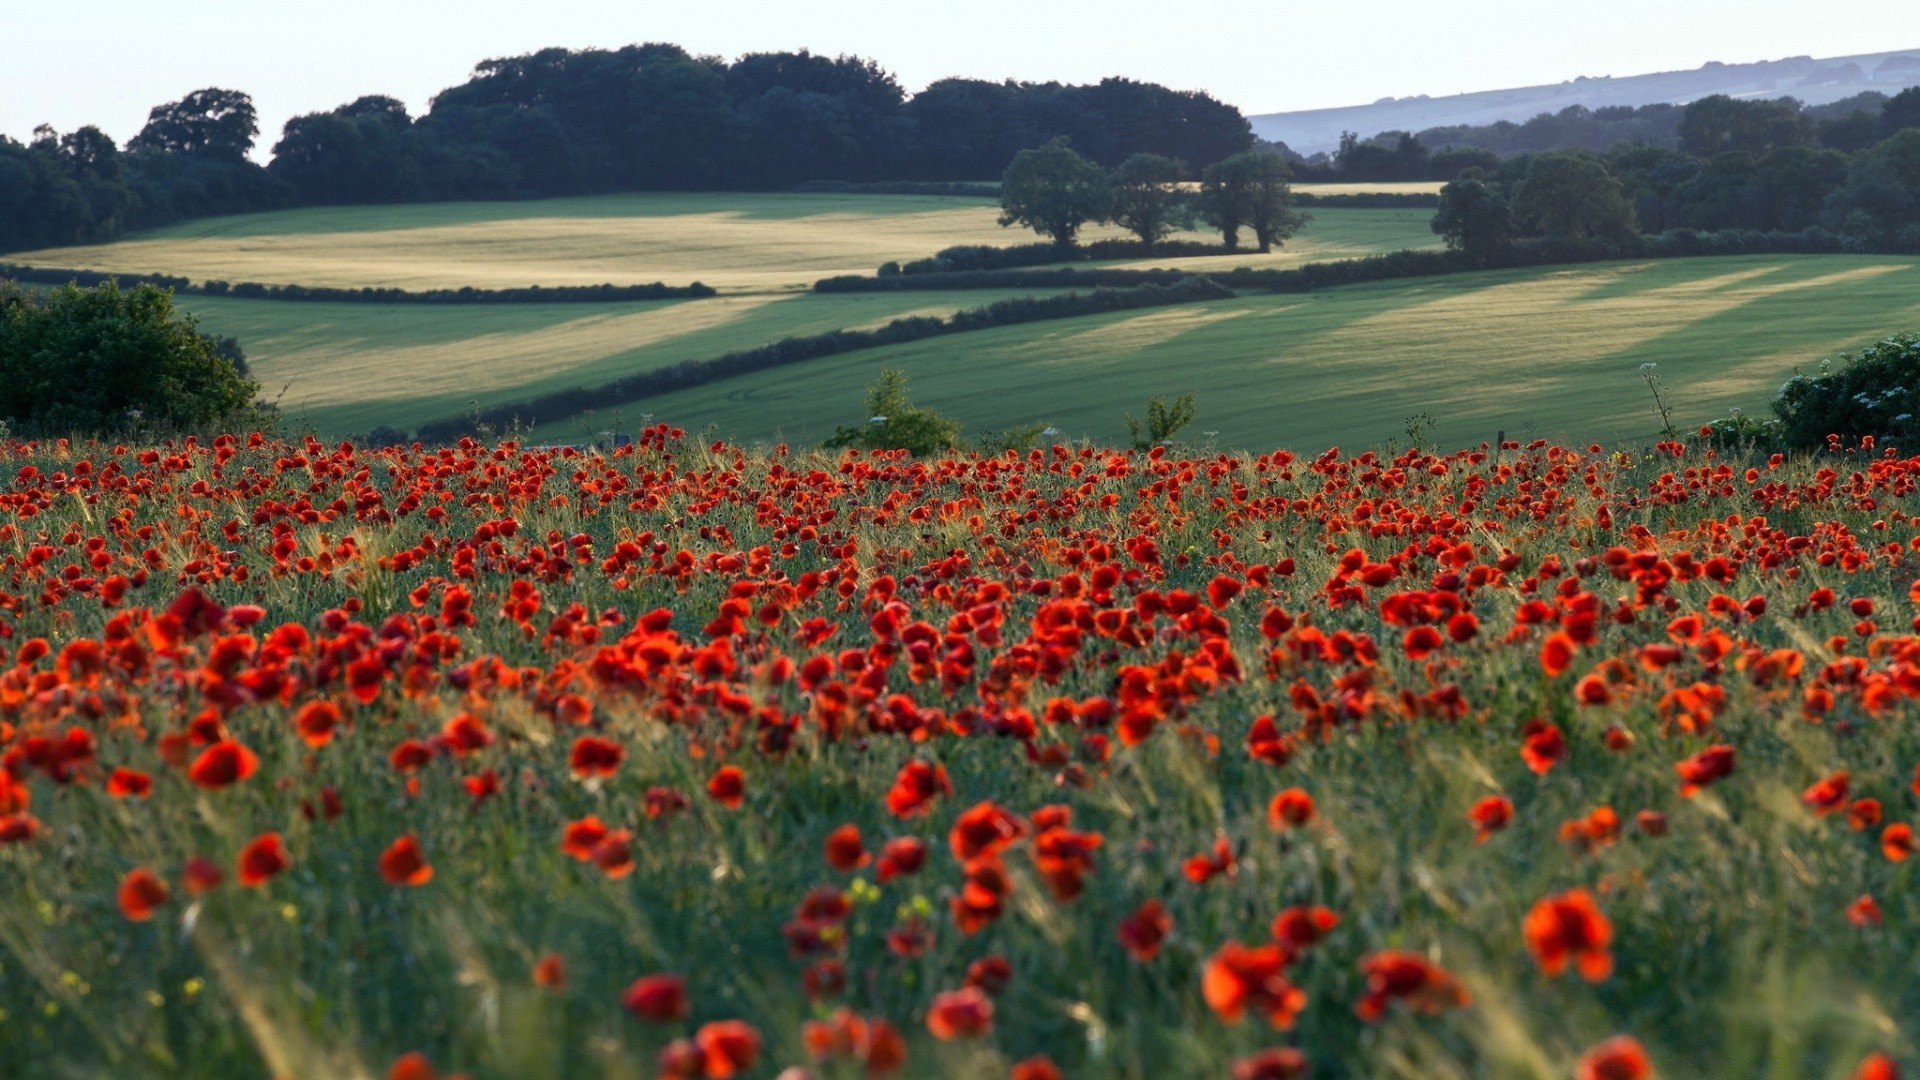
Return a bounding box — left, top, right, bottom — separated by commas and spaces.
1430, 97, 1920, 261
0, 281, 266, 434
999, 142, 1304, 252
2, 45, 1258, 254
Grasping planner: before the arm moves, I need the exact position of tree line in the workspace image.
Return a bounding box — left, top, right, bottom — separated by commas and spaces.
1291, 88, 1920, 182
0, 43, 1253, 254
1429, 126, 1920, 257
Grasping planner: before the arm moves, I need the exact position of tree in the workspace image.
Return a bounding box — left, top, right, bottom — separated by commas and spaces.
1198, 151, 1304, 253
1677, 95, 1812, 158
1511, 151, 1636, 242
0, 281, 263, 433
128, 88, 259, 160
1107, 153, 1190, 248
822, 370, 960, 456
998, 138, 1109, 247
1882, 87, 1920, 142
1431, 171, 1516, 258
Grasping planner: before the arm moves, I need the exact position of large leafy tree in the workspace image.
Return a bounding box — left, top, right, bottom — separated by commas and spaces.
998, 138, 1110, 247
1107, 153, 1191, 248
1431, 171, 1517, 259
0, 281, 262, 433
128, 88, 259, 160
1511, 150, 1636, 242
1198, 151, 1304, 252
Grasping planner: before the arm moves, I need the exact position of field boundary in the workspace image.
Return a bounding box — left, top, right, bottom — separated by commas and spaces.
412, 277, 1234, 442
0, 263, 718, 304
813, 225, 1873, 295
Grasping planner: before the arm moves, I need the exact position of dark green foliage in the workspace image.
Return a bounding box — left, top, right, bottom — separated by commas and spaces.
1878, 87, 1920, 142
0, 264, 713, 304
414, 278, 1235, 442
1126, 393, 1197, 450
998, 138, 1111, 246
879, 237, 1233, 277
1292, 192, 1440, 209
1769, 333, 1920, 450
1431, 172, 1517, 259
127, 88, 260, 161
1678, 95, 1815, 158
1511, 151, 1637, 242
0, 281, 263, 434
1107, 154, 1192, 248
1199, 152, 1306, 251
822, 370, 963, 456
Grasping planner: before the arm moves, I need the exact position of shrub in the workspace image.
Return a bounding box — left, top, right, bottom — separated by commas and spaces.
1769, 333, 1920, 450
0, 280, 264, 434
823, 370, 961, 456
1127, 393, 1198, 450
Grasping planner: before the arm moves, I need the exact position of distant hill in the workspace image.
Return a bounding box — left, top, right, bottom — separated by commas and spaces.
1252, 48, 1920, 154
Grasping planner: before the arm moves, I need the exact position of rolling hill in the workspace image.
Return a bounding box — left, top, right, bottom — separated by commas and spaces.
1252, 47, 1920, 154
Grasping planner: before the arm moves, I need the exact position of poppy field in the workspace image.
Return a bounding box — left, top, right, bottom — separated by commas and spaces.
2, 428, 1919, 1079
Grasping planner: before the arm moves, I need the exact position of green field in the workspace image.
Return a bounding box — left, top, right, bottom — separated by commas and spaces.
15, 193, 1441, 293
526, 255, 1920, 450
185, 290, 1064, 436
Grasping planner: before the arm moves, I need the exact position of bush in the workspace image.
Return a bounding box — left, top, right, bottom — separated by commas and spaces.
0, 280, 265, 434
0, 263, 715, 304
1769, 333, 1920, 450
822, 370, 962, 456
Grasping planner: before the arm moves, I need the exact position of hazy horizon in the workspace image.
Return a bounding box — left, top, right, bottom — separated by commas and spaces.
4, 0, 1916, 156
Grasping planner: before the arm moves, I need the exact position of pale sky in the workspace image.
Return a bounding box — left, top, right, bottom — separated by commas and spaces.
5, 0, 1917, 154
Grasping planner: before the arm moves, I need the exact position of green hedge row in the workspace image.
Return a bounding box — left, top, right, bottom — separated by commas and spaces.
413, 277, 1235, 442
0, 263, 717, 304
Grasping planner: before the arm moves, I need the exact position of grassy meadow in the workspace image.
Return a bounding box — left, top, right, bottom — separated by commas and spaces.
529, 254, 1920, 450
12, 194, 1440, 294
183, 289, 1069, 437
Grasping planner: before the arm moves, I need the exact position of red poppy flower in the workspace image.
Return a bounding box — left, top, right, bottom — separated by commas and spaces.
1801, 770, 1850, 816
926, 986, 994, 1039
1271, 905, 1339, 951
1468, 795, 1513, 842
1520, 721, 1566, 774
183, 856, 224, 894
1675, 745, 1736, 796
693, 1019, 760, 1079
1268, 788, 1316, 829
107, 767, 152, 798
187, 739, 258, 789
949, 801, 1027, 862
1523, 888, 1613, 981
1184, 836, 1237, 884
1540, 631, 1576, 677
622, 973, 689, 1022
442, 713, 494, 756
706, 765, 746, 808
294, 700, 343, 747
561, 815, 609, 861
646, 786, 692, 819
1119, 898, 1173, 961
592, 829, 635, 879
1849, 894, 1884, 926
1852, 1053, 1901, 1080
876, 836, 927, 882
568, 735, 623, 778
1576, 1035, 1655, 1080
1202, 942, 1306, 1028
885, 760, 953, 818
1011, 1055, 1064, 1080
823, 824, 870, 872
1233, 1048, 1311, 1079
379, 834, 433, 887
1883, 823, 1916, 861
1355, 950, 1471, 1020
237, 832, 291, 887
118, 866, 170, 921
532, 953, 566, 991
1246, 715, 1295, 766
